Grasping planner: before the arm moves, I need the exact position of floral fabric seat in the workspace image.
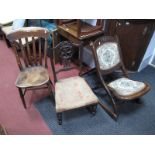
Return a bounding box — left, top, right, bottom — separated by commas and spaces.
108, 78, 147, 98
55, 76, 99, 113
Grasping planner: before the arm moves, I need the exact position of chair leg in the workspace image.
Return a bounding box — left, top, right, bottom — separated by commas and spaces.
135, 98, 142, 104
47, 81, 55, 106
88, 104, 97, 116
103, 86, 118, 117
18, 88, 27, 109
57, 113, 62, 125
4, 36, 11, 48
98, 100, 117, 120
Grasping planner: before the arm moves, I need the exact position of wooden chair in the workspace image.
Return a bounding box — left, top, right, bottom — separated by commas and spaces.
7, 27, 53, 109
90, 35, 150, 119
50, 41, 99, 125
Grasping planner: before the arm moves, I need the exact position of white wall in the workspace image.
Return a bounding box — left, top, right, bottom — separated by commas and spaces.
138, 31, 155, 71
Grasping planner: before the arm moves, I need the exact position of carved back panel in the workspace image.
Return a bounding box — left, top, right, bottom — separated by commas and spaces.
51, 41, 76, 83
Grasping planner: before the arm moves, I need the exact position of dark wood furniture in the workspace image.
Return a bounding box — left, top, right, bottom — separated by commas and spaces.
50, 41, 100, 125
56, 19, 104, 73
7, 27, 53, 109
90, 36, 150, 119
106, 19, 155, 71
58, 19, 104, 39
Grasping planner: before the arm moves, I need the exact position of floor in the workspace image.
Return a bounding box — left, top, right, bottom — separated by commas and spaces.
1, 39, 155, 135
0, 40, 53, 134
35, 66, 155, 134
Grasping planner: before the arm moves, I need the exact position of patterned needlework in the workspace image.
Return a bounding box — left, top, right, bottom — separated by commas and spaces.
97, 42, 120, 70
108, 77, 145, 96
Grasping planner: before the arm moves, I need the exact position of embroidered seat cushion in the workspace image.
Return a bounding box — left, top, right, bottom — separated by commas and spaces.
15, 66, 49, 88
55, 76, 98, 113
97, 42, 120, 70
108, 77, 146, 97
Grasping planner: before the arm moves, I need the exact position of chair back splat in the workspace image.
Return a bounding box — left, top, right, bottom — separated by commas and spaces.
51, 41, 77, 83
7, 27, 49, 70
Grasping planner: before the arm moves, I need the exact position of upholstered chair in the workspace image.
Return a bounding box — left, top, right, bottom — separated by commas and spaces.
90, 36, 150, 119
50, 41, 100, 125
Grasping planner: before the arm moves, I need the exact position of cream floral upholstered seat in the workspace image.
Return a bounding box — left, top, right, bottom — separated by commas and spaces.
55, 76, 99, 113
15, 66, 49, 88
108, 78, 146, 97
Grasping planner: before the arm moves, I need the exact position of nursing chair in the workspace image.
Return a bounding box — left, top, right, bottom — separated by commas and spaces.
7, 27, 53, 109
50, 41, 99, 125
90, 36, 150, 119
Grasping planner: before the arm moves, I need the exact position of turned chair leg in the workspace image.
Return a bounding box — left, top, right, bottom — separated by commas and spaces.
91, 104, 97, 116
87, 104, 97, 116
57, 113, 62, 125
18, 88, 26, 109
135, 98, 142, 104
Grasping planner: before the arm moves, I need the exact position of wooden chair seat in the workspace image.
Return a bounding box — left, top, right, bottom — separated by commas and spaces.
15, 66, 49, 88
108, 77, 150, 100
55, 76, 98, 113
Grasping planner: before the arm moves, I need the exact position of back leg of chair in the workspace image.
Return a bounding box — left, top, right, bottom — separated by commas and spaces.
57, 113, 62, 125
4, 36, 11, 47
47, 81, 55, 101
18, 88, 27, 109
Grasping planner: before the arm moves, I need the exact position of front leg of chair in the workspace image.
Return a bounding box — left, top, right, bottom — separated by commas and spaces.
87, 104, 97, 116
91, 104, 97, 116
18, 88, 27, 109
102, 84, 118, 116
57, 113, 62, 125
98, 100, 117, 120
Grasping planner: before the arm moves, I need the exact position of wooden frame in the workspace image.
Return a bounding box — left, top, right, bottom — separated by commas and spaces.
7, 27, 54, 109
57, 19, 104, 40
50, 41, 98, 125
90, 35, 150, 119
